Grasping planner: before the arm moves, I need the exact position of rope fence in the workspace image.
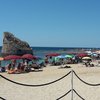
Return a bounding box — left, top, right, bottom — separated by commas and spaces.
0, 70, 100, 100
0, 97, 6, 100
0, 71, 71, 87
56, 89, 71, 100
73, 89, 85, 100
73, 71, 100, 86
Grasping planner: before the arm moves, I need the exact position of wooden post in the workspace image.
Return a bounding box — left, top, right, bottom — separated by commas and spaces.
71, 70, 73, 100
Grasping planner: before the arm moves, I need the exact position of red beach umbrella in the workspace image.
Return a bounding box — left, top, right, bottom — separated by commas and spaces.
46, 53, 60, 57
21, 54, 37, 60
77, 53, 88, 58
4, 55, 21, 60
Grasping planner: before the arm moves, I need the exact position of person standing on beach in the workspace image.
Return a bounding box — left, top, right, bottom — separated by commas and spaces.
44, 55, 49, 64
11, 59, 16, 70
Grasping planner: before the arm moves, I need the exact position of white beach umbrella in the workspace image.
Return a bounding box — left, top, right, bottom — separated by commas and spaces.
82, 57, 92, 60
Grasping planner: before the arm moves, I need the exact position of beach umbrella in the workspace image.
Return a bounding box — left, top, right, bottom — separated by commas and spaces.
0, 57, 4, 61
65, 55, 73, 58
92, 53, 98, 57
82, 57, 92, 60
77, 53, 88, 58
46, 53, 60, 57
4, 55, 21, 60
57, 55, 66, 59
21, 54, 37, 60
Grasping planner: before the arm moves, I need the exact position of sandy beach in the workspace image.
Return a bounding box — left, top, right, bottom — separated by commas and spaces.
0, 61, 100, 100
0, 0, 100, 100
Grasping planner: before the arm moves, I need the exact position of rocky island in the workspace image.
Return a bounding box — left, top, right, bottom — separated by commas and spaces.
1, 32, 33, 56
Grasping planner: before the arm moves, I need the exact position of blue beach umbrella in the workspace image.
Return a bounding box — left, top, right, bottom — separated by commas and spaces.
92, 53, 98, 57
56, 55, 66, 59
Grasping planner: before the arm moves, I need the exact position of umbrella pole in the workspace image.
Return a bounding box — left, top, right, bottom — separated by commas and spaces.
71, 70, 73, 100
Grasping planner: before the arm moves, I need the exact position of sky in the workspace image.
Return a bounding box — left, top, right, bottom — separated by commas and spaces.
0, 0, 100, 48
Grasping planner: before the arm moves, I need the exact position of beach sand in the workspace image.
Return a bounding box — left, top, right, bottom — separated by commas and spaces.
0, 61, 100, 100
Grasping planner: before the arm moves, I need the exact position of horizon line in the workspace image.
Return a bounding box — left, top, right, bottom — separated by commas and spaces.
0, 46, 100, 49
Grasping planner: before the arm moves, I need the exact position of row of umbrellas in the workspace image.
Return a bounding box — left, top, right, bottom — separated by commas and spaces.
46, 53, 88, 57
46, 53, 92, 60
0, 53, 92, 61
0, 54, 37, 61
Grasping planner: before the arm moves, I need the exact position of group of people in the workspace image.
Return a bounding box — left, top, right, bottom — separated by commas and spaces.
6, 59, 29, 74
44, 56, 79, 66
1, 54, 100, 74
5, 58, 44, 74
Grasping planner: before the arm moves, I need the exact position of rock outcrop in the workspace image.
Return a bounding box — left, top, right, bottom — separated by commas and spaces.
1, 32, 33, 56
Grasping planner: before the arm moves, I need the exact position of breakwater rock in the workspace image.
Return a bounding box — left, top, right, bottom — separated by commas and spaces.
1, 32, 33, 56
